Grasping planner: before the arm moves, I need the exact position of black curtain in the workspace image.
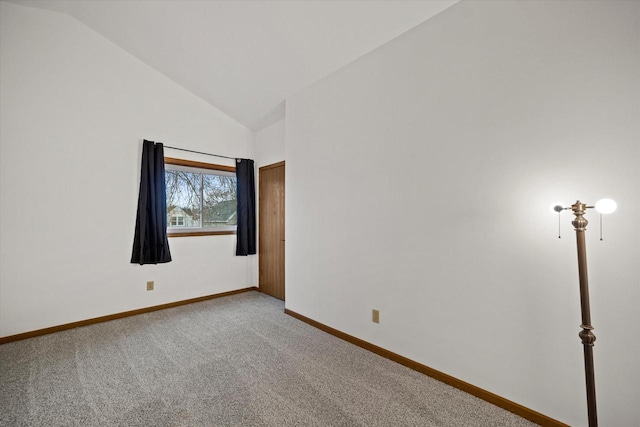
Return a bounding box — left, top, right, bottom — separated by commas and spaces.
236, 158, 256, 256
131, 140, 172, 265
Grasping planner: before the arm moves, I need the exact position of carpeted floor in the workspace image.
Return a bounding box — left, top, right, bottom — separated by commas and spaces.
0, 291, 536, 426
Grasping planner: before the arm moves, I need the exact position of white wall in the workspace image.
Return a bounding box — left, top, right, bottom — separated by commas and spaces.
255, 119, 285, 169
285, 1, 639, 426
0, 2, 255, 337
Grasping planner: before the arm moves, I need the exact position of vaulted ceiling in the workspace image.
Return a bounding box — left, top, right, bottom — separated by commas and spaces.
7, 0, 459, 130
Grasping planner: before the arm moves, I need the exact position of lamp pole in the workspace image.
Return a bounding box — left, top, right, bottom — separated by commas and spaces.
570, 201, 598, 427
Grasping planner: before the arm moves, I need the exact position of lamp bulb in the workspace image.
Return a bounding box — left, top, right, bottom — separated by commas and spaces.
595, 198, 617, 214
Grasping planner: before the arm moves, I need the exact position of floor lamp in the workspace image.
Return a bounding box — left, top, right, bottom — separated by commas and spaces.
553, 199, 616, 427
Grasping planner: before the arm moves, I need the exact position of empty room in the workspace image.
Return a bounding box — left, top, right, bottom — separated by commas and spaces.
1, 1, 638, 426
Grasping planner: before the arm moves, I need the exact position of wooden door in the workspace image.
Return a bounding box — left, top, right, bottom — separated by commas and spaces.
259, 162, 285, 300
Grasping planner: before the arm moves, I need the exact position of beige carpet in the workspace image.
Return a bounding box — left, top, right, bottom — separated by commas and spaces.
0, 291, 536, 426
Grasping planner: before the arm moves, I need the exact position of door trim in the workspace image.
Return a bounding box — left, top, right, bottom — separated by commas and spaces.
260, 160, 285, 171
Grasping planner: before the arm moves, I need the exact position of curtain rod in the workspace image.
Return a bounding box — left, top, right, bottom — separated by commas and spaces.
163, 145, 238, 161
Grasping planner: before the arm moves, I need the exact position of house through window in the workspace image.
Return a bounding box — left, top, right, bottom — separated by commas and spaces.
164, 157, 237, 236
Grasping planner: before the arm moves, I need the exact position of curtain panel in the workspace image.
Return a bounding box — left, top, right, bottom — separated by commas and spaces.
131, 140, 172, 265
236, 158, 256, 256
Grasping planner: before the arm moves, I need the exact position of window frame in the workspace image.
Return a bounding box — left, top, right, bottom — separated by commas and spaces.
164, 157, 237, 238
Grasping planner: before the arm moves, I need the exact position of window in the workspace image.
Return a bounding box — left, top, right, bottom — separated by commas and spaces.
169, 216, 185, 226
164, 157, 237, 237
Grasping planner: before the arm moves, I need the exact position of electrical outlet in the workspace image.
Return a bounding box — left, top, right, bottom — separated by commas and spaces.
146, 281, 154, 291
372, 309, 380, 323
